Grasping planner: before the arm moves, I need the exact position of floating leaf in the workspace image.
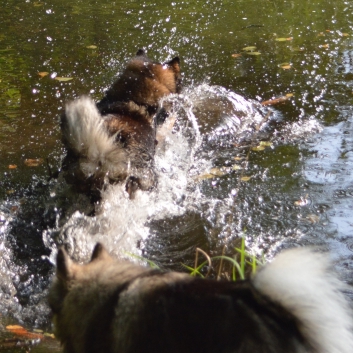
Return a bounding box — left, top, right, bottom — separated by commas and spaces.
209, 167, 227, 176
281, 64, 292, 70
54, 77, 73, 82
6, 189, 15, 195
286, 93, 294, 97
341, 33, 349, 37
8, 164, 17, 169
252, 145, 265, 151
294, 196, 309, 206
246, 51, 261, 55
305, 214, 320, 223
261, 95, 290, 106
44, 332, 55, 339
242, 46, 257, 51
240, 176, 251, 182
33, 1, 44, 6
319, 44, 329, 49
38, 71, 49, 78
86, 45, 97, 49
259, 141, 272, 147
24, 158, 44, 167
231, 53, 242, 58
276, 37, 293, 41
6, 325, 43, 339
233, 156, 244, 161
232, 164, 242, 170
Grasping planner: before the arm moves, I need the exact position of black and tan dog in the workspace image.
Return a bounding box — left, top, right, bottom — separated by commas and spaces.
49, 243, 353, 353
60, 50, 181, 199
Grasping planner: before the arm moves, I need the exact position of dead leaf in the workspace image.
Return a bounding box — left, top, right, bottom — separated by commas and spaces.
24, 158, 44, 167
246, 51, 261, 55
6, 325, 43, 339
319, 44, 329, 49
261, 96, 290, 106
259, 141, 272, 147
231, 53, 242, 58
38, 72, 49, 78
252, 146, 265, 151
280, 64, 292, 70
86, 45, 97, 49
242, 46, 257, 51
240, 176, 251, 182
8, 164, 17, 169
54, 77, 73, 82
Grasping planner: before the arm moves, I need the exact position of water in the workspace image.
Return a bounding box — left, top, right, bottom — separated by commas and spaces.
1, 0, 353, 339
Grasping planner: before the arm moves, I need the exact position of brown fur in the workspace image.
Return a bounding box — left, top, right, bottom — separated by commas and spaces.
49, 243, 347, 353
61, 50, 181, 200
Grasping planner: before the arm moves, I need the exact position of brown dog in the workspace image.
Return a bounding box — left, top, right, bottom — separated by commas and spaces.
48, 243, 353, 353
60, 50, 181, 199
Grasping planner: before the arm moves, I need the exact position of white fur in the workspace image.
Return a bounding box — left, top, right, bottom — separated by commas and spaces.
64, 96, 127, 178
253, 248, 353, 353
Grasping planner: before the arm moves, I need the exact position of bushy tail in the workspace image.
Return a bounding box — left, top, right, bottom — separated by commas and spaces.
253, 248, 353, 353
62, 96, 127, 178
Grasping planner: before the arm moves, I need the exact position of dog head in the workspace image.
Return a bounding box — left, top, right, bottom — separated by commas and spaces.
105, 49, 181, 108
48, 243, 150, 353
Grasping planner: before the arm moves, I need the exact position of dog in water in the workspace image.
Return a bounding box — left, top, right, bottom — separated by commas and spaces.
60, 50, 181, 199
49, 243, 353, 353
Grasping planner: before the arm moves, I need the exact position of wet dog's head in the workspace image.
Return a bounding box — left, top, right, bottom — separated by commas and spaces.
105, 49, 181, 107
48, 243, 151, 353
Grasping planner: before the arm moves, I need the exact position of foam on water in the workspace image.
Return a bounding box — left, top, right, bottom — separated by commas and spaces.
1, 84, 324, 323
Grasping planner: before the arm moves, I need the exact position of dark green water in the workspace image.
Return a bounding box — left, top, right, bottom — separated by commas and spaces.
1, 0, 353, 350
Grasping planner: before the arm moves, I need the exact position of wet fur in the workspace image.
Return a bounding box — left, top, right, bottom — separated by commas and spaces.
48, 244, 353, 353
60, 50, 181, 199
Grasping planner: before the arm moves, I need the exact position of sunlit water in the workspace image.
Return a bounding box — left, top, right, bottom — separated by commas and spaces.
0, 84, 322, 326
1, 1, 353, 341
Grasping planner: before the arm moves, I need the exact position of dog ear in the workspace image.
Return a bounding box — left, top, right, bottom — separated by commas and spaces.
166, 57, 180, 73
136, 49, 146, 57
56, 247, 73, 282
90, 242, 111, 262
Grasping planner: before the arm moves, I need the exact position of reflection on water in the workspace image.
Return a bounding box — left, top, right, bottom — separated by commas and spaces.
1, 0, 353, 331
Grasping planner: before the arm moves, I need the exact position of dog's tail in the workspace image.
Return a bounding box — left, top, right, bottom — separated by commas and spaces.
253, 248, 353, 353
61, 96, 127, 179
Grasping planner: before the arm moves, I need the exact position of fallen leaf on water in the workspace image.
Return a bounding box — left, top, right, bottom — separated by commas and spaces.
246, 51, 261, 56
240, 176, 251, 182
286, 93, 294, 97
294, 195, 309, 206
341, 33, 349, 37
242, 46, 257, 51
259, 141, 272, 147
38, 72, 49, 78
319, 44, 329, 49
86, 45, 97, 49
44, 332, 55, 339
231, 53, 242, 58
6, 325, 43, 339
8, 164, 17, 169
305, 214, 320, 223
54, 77, 73, 82
232, 164, 242, 170
275, 38, 288, 42
24, 158, 44, 167
233, 156, 244, 161
280, 64, 292, 70
6, 189, 15, 195
252, 145, 265, 151
261, 96, 290, 106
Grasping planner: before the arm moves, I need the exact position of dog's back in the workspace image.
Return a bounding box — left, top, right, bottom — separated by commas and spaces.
60, 50, 181, 199
49, 244, 353, 353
